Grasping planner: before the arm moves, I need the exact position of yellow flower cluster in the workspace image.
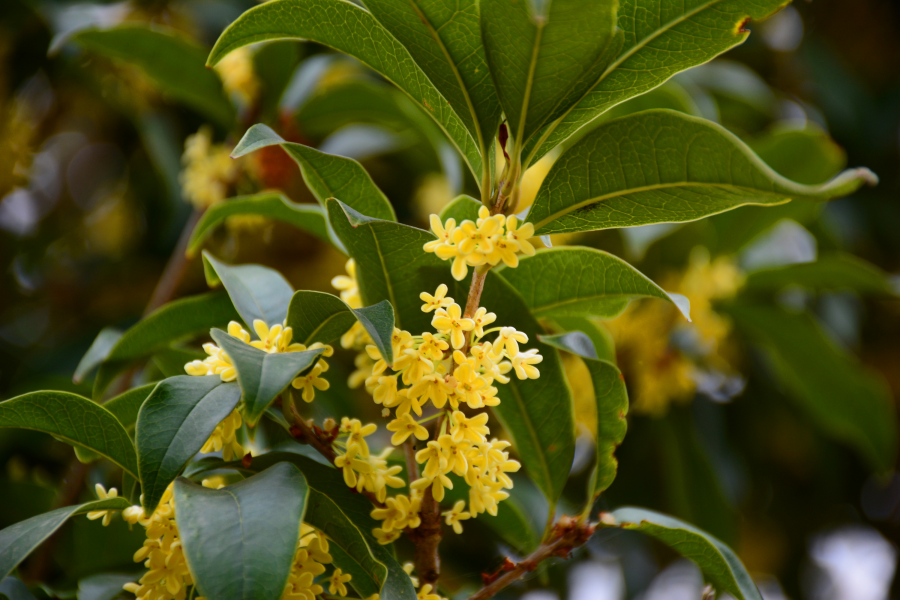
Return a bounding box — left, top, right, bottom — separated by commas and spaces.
179, 126, 240, 210
424, 206, 536, 280
333, 418, 406, 503
213, 47, 259, 107
281, 524, 352, 600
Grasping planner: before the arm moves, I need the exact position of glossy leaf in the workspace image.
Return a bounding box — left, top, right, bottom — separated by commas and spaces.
73, 327, 122, 384
0, 498, 131, 581
175, 463, 308, 600
524, 0, 790, 165
92, 291, 239, 399
135, 375, 242, 512
552, 316, 615, 362
438, 194, 481, 223
202, 252, 294, 330
188, 192, 333, 256
76, 573, 138, 600
499, 247, 690, 319
726, 304, 897, 472
743, 254, 895, 295
285, 291, 358, 347
210, 329, 325, 427
207, 0, 483, 180
71, 26, 234, 127
609, 507, 762, 600
0, 392, 138, 479
363, 0, 500, 162
0, 576, 37, 600
481, 0, 618, 146
73, 383, 156, 464
232, 124, 396, 221
528, 110, 878, 235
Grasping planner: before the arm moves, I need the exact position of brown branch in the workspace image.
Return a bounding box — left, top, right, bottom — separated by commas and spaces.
410, 410, 448, 587
468, 517, 597, 600
145, 208, 203, 316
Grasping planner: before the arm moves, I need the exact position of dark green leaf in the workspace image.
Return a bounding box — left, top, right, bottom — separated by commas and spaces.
286, 291, 358, 346
210, 329, 325, 427
0, 498, 131, 581
524, 0, 790, 165
1, 577, 37, 600
175, 463, 308, 600
207, 0, 483, 180
232, 125, 396, 221
481, 0, 618, 146
609, 507, 761, 600
351, 301, 396, 365
71, 26, 233, 127
77, 573, 137, 600
135, 376, 242, 512
188, 192, 333, 256
551, 317, 615, 362
499, 247, 690, 319
152, 348, 206, 378
0, 392, 138, 479
725, 304, 897, 472
743, 254, 895, 296
74, 328, 122, 384
528, 110, 878, 235
74, 383, 157, 464
202, 252, 294, 330
438, 194, 481, 224
92, 291, 240, 399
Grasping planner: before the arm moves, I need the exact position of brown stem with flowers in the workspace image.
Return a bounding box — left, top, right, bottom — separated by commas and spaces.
410, 410, 448, 587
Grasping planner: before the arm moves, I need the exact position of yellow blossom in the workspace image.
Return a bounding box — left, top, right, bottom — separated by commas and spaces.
442, 500, 471, 534
86, 484, 119, 526
449, 411, 489, 444
371, 494, 421, 531
213, 47, 259, 106
417, 583, 446, 600
332, 259, 362, 309
373, 527, 401, 545
420, 284, 454, 313
431, 304, 474, 349
179, 126, 239, 210
495, 326, 528, 358
403, 562, 420, 588
200, 409, 244, 461
410, 472, 453, 502
505, 215, 536, 256
387, 413, 429, 445
328, 568, 352, 597
511, 348, 543, 380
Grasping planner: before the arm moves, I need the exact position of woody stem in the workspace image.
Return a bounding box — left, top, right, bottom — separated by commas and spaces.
412, 410, 448, 587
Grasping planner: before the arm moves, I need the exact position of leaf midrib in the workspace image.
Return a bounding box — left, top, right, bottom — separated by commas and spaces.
302, 310, 352, 346
531, 292, 648, 315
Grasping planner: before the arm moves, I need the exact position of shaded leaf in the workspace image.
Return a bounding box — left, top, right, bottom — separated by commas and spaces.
743, 254, 895, 296
285, 291, 358, 347
528, 110, 878, 235
0, 392, 138, 479
77, 573, 138, 600
135, 376, 242, 512
1, 577, 37, 600
175, 463, 308, 600
0, 498, 131, 581
499, 247, 690, 319
438, 194, 481, 224
232, 125, 396, 221
210, 329, 325, 427
552, 316, 615, 362
203, 252, 294, 329
74, 328, 122, 384
609, 507, 762, 600
188, 192, 333, 256
74, 383, 157, 464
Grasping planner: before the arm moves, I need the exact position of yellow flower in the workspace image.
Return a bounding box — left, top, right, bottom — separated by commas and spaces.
332, 259, 362, 309
201, 409, 244, 461
511, 348, 543, 380
334, 445, 373, 488
373, 527, 401, 545
213, 47, 259, 106
291, 362, 330, 402
418, 332, 449, 361
417, 583, 446, 600
415, 441, 447, 479
328, 568, 352, 597
86, 484, 119, 526
423, 215, 456, 253
410, 472, 453, 502
403, 562, 420, 588
340, 418, 378, 457
373, 374, 400, 406
384, 388, 425, 418
442, 500, 471, 534
420, 284, 454, 313
485, 236, 521, 267
451, 363, 491, 409
437, 435, 470, 476
371, 494, 421, 531
505, 215, 536, 256
470, 307, 497, 338
179, 126, 239, 210
449, 411, 489, 444
431, 304, 475, 349
495, 326, 528, 358
355, 448, 405, 502
408, 373, 451, 408
387, 413, 429, 445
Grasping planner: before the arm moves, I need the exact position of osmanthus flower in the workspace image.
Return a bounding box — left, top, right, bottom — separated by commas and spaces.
354, 448, 406, 503
417, 583, 448, 600
280, 525, 337, 600
442, 500, 471, 534
403, 562, 420, 588
328, 568, 352, 597
420, 283, 453, 313
213, 47, 259, 107
86, 484, 119, 526
371, 494, 422, 532
199, 409, 244, 462
449, 411, 489, 444
334, 445, 373, 488
387, 413, 429, 445
331, 259, 363, 309
511, 348, 543, 380
340, 417, 377, 457
431, 303, 475, 349
179, 126, 240, 210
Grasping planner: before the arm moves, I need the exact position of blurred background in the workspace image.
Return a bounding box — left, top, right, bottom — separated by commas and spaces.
0, 0, 898, 599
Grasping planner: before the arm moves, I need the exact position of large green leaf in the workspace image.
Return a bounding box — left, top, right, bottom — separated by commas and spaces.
609, 507, 762, 600
71, 26, 234, 127
285, 291, 358, 347
74, 327, 122, 384
188, 192, 333, 256
742, 254, 895, 296
725, 304, 897, 472
438, 194, 481, 223
135, 376, 242, 512
175, 463, 308, 600
523, 0, 789, 165
1, 576, 37, 600
0, 498, 131, 581
480, 0, 618, 148
539, 332, 627, 500
0, 392, 138, 479
551, 316, 615, 362
92, 291, 240, 399
207, 0, 483, 180
209, 329, 325, 427
363, 0, 500, 167
498, 247, 690, 319
73, 383, 156, 464
232, 124, 396, 221
527, 110, 878, 235
202, 253, 294, 330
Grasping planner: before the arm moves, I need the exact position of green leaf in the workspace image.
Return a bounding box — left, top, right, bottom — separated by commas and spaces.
76, 573, 137, 600
609, 507, 762, 600
92, 291, 240, 399
528, 110, 878, 235
743, 254, 895, 296
210, 329, 325, 427
202, 252, 294, 329
71, 26, 234, 127
725, 304, 897, 472
481, 0, 618, 147
538, 333, 627, 499
135, 376, 242, 512
232, 124, 396, 221
0, 498, 131, 581
188, 192, 333, 256
73, 383, 156, 464
152, 348, 206, 378
1, 576, 37, 600
499, 247, 690, 320
0, 392, 138, 479
552, 316, 615, 362
362, 0, 501, 164
208, 0, 483, 180
285, 291, 358, 346
74, 328, 122, 384
438, 194, 481, 224
523, 0, 790, 165
175, 463, 308, 600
